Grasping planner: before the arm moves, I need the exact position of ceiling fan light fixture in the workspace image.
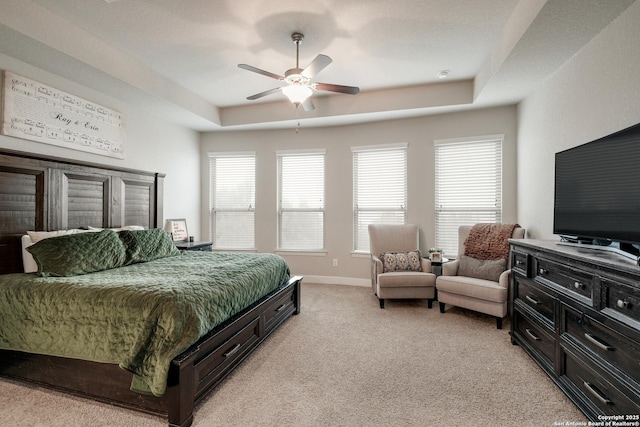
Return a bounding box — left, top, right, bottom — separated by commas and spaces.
239, 32, 359, 107
282, 84, 312, 105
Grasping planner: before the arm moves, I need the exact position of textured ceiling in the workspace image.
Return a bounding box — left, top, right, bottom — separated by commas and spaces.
0, 0, 635, 130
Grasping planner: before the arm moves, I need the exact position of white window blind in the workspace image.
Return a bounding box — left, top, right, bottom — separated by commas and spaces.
352, 144, 407, 252
434, 136, 503, 256
208, 152, 255, 249
277, 150, 325, 250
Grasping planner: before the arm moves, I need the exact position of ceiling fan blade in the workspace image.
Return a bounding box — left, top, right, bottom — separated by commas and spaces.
313, 82, 360, 95
301, 98, 315, 111
301, 54, 332, 79
246, 87, 282, 100
238, 64, 284, 81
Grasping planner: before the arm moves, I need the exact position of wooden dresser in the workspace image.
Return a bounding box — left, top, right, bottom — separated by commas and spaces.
509, 240, 640, 420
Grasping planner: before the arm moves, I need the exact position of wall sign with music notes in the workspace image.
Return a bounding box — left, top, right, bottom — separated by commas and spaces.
0, 70, 125, 159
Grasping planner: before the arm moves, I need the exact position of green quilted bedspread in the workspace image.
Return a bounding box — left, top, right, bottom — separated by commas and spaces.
0, 251, 290, 396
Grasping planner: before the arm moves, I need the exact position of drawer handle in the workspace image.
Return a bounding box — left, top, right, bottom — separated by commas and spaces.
275, 304, 287, 312
525, 328, 541, 341
538, 268, 548, 275
525, 295, 541, 305
584, 333, 614, 351
223, 343, 242, 358
574, 281, 584, 290
515, 260, 524, 266
616, 299, 629, 309
583, 381, 613, 405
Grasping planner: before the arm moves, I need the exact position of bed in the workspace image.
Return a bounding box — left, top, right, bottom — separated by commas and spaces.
0, 149, 302, 427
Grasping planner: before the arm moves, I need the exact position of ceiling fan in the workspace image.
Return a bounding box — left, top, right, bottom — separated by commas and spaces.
238, 32, 360, 111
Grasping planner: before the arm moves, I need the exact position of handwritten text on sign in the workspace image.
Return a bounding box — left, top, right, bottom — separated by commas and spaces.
1, 70, 125, 159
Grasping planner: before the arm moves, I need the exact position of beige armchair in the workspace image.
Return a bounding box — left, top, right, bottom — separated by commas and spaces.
368, 224, 436, 309
436, 225, 525, 329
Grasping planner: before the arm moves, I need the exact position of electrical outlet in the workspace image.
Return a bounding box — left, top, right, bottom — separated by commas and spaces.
332, 258, 338, 267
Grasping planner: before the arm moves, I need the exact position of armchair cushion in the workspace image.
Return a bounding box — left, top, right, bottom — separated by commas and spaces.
380, 250, 423, 272
457, 255, 506, 282
436, 275, 508, 303
378, 271, 435, 288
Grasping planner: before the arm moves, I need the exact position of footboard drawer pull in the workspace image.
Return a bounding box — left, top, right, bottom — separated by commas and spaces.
275, 304, 286, 312
525, 295, 541, 305
584, 333, 614, 351
224, 343, 242, 358
583, 381, 613, 405
525, 328, 541, 341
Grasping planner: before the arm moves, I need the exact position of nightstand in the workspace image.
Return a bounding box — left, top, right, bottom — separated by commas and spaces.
174, 241, 213, 251
430, 257, 449, 277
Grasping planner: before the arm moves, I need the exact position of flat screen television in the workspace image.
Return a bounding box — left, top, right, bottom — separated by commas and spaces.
553, 122, 640, 261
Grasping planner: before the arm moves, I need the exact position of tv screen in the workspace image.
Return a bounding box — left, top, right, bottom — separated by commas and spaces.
554, 122, 640, 245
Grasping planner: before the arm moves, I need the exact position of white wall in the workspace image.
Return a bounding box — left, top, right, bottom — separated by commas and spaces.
201, 105, 517, 281
517, 1, 640, 239
0, 53, 202, 238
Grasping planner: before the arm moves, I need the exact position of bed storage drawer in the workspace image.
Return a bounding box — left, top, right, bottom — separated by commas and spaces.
263, 285, 297, 333
194, 316, 261, 397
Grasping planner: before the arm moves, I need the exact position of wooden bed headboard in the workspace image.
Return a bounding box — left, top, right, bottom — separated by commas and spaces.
0, 149, 165, 274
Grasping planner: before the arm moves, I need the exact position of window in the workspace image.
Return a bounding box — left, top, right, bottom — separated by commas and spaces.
434, 135, 503, 256
352, 143, 407, 253
208, 152, 255, 249
277, 150, 325, 251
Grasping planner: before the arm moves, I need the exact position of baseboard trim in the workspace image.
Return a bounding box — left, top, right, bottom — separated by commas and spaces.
301, 275, 370, 287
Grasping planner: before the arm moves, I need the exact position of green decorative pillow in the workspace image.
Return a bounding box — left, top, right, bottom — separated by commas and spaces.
26, 229, 127, 277
457, 255, 507, 282
118, 228, 180, 264
380, 250, 423, 273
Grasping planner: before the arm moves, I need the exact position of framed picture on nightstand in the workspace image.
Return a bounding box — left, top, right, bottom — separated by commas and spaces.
165, 218, 188, 242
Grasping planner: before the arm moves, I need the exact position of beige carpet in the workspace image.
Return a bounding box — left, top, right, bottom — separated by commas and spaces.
0, 282, 587, 427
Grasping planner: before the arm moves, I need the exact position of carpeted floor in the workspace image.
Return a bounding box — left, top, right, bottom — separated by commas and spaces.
0, 282, 587, 426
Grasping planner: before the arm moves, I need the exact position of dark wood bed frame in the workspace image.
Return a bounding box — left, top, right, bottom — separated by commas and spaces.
0, 149, 302, 426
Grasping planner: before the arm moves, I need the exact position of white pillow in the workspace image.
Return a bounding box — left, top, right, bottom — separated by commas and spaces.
27, 229, 91, 243
21, 235, 38, 273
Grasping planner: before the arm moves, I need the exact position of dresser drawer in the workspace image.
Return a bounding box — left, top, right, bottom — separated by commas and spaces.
514, 312, 555, 366
603, 278, 640, 325
536, 258, 594, 304
511, 249, 530, 276
190, 244, 212, 252
563, 306, 640, 387
515, 278, 555, 326
562, 347, 640, 416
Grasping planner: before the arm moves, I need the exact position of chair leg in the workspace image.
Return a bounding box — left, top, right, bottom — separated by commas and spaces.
496, 317, 503, 329
427, 298, 434, 309
379, 298, 385, 309
439, 302, 446, 313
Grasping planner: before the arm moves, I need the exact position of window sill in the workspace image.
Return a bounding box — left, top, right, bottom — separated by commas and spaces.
275, 250, 327, 257
350, 252, 371, 258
